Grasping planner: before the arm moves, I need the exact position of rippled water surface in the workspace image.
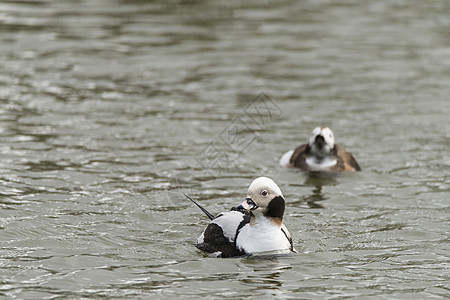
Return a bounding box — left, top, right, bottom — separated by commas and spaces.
1, 0, 449, 298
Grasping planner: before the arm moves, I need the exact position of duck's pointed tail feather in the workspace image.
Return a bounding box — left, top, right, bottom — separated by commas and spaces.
182, 192, 215, 220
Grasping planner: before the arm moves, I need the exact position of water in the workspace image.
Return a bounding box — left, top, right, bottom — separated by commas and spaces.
0, 0, 449, 298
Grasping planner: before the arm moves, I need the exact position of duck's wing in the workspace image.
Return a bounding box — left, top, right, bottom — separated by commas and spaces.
290, 144, 309, 168
336, 145, 361, 171
281, 224, 296, 253
196, 211, 249, 258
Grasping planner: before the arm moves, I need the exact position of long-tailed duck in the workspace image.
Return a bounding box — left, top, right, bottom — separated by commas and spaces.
186, 177, 295, 258
280, 127, 361, 172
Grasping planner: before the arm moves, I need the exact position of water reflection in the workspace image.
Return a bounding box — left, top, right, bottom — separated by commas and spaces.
290, 172, 338, 209
238, 257, 293, 290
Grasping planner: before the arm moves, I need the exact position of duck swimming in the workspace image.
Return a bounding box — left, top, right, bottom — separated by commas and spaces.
280, 127, 361, 172
186, 177, 295, 258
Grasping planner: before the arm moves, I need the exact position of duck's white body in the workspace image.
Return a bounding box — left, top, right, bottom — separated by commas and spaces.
236, 217, 292, 254
279, 149, 294, 167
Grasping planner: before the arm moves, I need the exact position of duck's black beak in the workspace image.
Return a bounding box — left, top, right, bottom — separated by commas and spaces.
237, 197, 259, 211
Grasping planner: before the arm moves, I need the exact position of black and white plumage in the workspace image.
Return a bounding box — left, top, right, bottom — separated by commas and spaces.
280, 127, 361, 172
187, 177, 295, 258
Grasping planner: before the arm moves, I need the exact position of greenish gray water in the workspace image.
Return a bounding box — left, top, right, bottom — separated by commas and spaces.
0, 0, 449, 298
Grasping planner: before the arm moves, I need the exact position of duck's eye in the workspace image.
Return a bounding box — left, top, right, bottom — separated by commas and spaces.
261, 190, 268, 197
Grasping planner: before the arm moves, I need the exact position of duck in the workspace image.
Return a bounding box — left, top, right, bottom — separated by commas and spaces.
280, 127, 361, 172
185, 177, 295, 258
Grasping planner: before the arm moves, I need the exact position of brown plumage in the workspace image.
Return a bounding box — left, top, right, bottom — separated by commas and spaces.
281, 127, 361, 172
289, 144, 361, 172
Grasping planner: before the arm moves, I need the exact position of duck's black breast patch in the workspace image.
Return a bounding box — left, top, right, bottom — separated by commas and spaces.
264, 196, 285, 219
196, 223, 245, 258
